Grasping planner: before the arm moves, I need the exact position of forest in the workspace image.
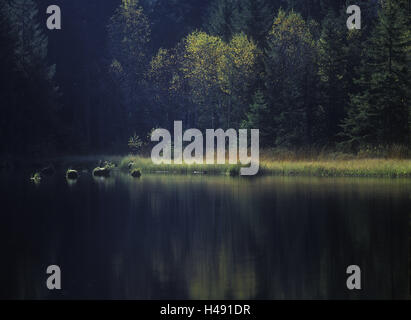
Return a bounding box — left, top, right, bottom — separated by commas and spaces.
0, 0, 410, 158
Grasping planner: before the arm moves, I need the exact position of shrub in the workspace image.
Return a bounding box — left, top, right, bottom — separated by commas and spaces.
227, 165, 240, 177
128, 133, 143, 155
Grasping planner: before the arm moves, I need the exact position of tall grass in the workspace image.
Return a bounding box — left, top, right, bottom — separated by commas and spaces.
259, 159, 411, 178
120, 155, 411, 178
120, 155, 241, 176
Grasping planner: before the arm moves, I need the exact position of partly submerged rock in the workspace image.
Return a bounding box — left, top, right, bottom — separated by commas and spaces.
30, 172, 42, 184
93, 167, 111, 177
66, 169, 79, 180
130, 168, 142, 178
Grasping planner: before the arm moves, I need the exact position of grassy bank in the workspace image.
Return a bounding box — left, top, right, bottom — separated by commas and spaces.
120, 156, 411, 178
3, 153, 409, 179
120, 156, 240, 176
259, 159, 411, 178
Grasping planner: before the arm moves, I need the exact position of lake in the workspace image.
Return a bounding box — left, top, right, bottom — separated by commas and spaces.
0, 170, 409, 299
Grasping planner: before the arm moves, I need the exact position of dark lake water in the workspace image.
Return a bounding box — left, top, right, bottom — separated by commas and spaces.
0, 170, 409, 299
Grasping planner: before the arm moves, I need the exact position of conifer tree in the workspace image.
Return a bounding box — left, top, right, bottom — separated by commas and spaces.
0, 1, 17, 154
108, 0, 151, 134
204, 0, 239, 42
205, 0, 278, 48
264, 10, 319, 147
341, 0, 410, 148
8, 0, 56, 81
242, 90, 273, 146
234, 0, 277, 49
2, 0, 60, 155
317, 10, 351, 144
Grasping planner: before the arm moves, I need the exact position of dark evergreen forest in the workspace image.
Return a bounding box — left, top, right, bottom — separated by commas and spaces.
0, 0, 409, 157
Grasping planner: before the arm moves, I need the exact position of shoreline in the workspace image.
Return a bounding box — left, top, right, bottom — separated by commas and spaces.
121, 156, 411, 179
2, 155, 411, 179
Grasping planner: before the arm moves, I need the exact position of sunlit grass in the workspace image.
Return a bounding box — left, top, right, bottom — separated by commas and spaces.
259, 159, 411, 178
120, 155, 241, 176
120, 155, 411, 178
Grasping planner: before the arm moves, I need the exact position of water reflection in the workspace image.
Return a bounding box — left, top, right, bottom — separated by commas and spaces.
0, 173, 409, 299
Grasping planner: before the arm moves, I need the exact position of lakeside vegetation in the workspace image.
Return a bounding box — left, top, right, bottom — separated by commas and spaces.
0, 0, 409, 181
2, 147, 411, 180
259, 159, 411, 178
1, 1, 410, 159
120, 151, 411, 178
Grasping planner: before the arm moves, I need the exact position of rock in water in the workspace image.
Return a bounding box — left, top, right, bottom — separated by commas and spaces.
93, 167, 110, 177
30, 172, 42, 184
66, 169, 79, 180
130, 168, 142, 178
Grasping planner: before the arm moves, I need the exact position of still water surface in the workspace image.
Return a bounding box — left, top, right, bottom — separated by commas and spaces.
0, 171, 409, 299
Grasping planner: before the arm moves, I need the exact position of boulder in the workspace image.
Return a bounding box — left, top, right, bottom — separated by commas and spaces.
130, 168, 142, 178
66, 169, 79, 180
30, 172, 42, 184
93, 167, 110, 177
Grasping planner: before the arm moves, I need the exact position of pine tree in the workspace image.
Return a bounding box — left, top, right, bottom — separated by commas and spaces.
317, 10, 351, 144
204, 0, 278, 48
8, 0, 55, 80
264, 10, 319, 147
242, 90, 273, 146
341, 0, 410, 148
108, 0, 151, 135
204, 0, 239, 42
0, 1, 17, 154
145, 0, 208, 50
285, 0, 348, 21
234, 0, 277, 49
0, 1, 16, 90
3, 0, 60, 155
108, 0, 150, 80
